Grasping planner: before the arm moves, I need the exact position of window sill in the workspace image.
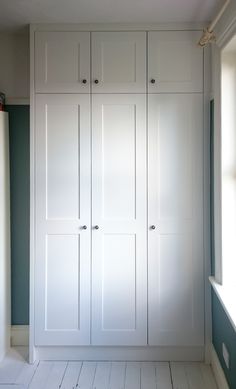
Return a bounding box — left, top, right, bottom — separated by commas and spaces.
209, 276, 236, 332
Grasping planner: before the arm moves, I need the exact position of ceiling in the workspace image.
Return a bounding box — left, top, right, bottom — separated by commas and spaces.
0, 0, 221, 32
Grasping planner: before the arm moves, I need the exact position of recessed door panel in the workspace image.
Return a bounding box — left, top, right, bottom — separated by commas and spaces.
45, 102, 80, 220
45, 234, 80, 331
102, 234, 136, 331
92, 94, 147, 345
92, 32, 146, 93
35, 32, 90, 93
35, 94, 91, 346
148, 31, 203, 93
148, 94, 204, 346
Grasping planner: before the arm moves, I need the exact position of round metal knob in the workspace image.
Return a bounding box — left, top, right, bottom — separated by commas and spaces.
94, 225, 99, 230
82, 79, 87, 84
82, 225, 87, 230
150, 79, 156, 84
94, 79, 99, 84
150, 225, 156, 230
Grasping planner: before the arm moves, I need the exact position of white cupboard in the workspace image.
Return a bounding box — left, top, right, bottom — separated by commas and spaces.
91, 94, 147, 345
148, 94, 204, 346
148, 31, 203, 93
32, 27, 205, 356
35, 94, 91, 345
35, 32, 90, 93
91, 32, 146, 93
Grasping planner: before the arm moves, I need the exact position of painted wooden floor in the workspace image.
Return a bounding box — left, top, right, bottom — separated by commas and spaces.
0, 348, 218, 389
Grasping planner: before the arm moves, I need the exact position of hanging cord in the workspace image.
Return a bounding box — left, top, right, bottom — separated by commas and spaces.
198, 0, 231, 47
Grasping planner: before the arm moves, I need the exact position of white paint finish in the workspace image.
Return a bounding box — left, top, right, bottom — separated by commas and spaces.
34, 346, 205, 361
34, 94, 91, 345
109, 362, 126, 389
148, 94, 204, 346
0, 112, 10, 362
92, 32, 146, 93
11, 325, 29, 347
1, 349, 218, 389
77, 362, 96, 388
0, 1, 220, 31
45, 235, 80, 330
171, 362, 218, 389
60, 361, 82, 389
35, 32, 90, 93
92, 94, 147, 345
15, 360, 39, 386
29, 361, 54, 389
141, 362, 156, 389
43, 361, 67, 389
92, 362, 111, 389
148, 31, 203, 93
125, 362, 141, 389
43, 97, 81, 219
155, 362, 172, 388
0, 32, 29, 99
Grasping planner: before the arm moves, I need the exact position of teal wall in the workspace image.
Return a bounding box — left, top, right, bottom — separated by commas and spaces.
212, 292, 236, 388
210, 100, 236, 389
6, 105, 30, 325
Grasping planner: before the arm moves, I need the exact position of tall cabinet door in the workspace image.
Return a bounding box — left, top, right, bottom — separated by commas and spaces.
148, 94, 204, 346
92, 94, 147, 345
35, 32, 90, 93
35, 94, 91, 346
148, 31, 203, 93
92, 32, 146, 93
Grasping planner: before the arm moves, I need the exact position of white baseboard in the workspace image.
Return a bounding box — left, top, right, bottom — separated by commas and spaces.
210, 344, 229, 389
34, 346, 204, 361
11, 325, 29, 346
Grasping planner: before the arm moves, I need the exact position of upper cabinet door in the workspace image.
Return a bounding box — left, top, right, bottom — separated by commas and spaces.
35, 32, 90, 93
92, 32, 146, 93
148, 31, 203, 93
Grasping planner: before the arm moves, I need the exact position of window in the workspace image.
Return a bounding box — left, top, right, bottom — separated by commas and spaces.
221, 36, 236, 287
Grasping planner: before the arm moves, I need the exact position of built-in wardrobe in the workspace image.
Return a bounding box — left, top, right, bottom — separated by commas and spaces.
30, 26, 205, 361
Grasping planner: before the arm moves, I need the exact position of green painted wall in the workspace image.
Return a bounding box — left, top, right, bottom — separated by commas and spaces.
212, 292, 236, 388
6, 105, 30, 325
210, 100, 236, 389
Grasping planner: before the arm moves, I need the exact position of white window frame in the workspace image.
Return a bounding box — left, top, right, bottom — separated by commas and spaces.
210, 15, 236, 331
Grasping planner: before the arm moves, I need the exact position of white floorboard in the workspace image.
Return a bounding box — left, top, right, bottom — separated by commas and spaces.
0, 348, 218, 389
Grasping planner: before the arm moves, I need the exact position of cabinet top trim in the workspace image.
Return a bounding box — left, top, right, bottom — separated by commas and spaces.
30, 22, 206, 32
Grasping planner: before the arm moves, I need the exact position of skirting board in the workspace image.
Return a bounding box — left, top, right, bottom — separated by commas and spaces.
33, 346, 204, 361
11, 325, 29, 346
211, 344, 229, 389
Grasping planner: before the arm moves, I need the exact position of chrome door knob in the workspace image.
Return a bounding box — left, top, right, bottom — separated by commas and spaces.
82, 225, 87, 230
82, 79, 87, 84
94, 225, 99, 230
150, 225, 156, 230
150, 79, 156, 84
94, 79, 99, 84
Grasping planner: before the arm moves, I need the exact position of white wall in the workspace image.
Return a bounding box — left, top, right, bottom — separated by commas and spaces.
0, 31, 29, 103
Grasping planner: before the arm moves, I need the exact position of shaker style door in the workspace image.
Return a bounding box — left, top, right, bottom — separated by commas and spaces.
35, 94, 91, 345
148, 94, 204, 346
35, 32, 90, 93
92, 32, 146, 93
91, 94, 147, 345
148, 31, 203, 93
